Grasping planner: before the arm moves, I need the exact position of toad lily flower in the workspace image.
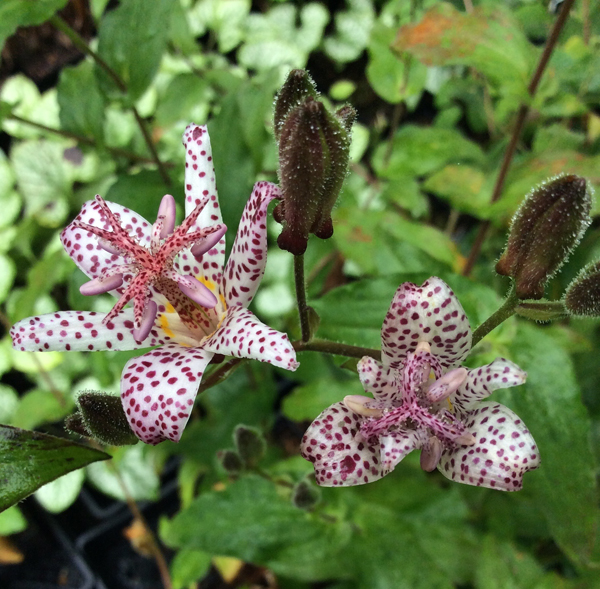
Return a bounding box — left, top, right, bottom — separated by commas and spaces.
11, 124, 299, 445
301, 277, 539, 491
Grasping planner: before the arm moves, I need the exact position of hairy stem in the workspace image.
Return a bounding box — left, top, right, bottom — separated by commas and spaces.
294, 254, 311, 342
462, 0, 576, 276
471, 286, 519, 348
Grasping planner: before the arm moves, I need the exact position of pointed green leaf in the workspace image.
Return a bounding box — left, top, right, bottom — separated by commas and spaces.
0, 425, 110, 512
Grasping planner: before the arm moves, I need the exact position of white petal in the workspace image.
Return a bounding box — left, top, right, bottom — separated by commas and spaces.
357, 356, 401, 404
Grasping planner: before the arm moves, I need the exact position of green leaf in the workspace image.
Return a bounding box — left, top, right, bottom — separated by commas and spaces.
282, 377, 364, 421
0, 0, 69, 48
0, 425, 110, 512
57, 60, 106, 141
161, 474, 354, 582
105, 170, 177, 222
372, 125, 484, 180
11, 140, 71, 227
35, 468, 85, 513
324, 0, 375, 64
0, 505, 27, 535
96, 0, 176, 100
190, 0, 251, 53
170, 549, 212, 589
0, 255, 16, 304
393, 3, 535, 105
11, 389, 73, 431
505, 324, 600, 568
154, 74, 212, 127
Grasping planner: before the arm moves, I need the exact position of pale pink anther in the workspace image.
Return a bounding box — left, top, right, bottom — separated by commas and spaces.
177, 277, 218, 308
420, 436, 443, 472
190, 224, 228, 260
157, 194, 176, 238
343, 395, 385, 417
133, 300, 158, 343
98, 238, 122, 255
425, 367, 468, 403
80, 274, 124, 296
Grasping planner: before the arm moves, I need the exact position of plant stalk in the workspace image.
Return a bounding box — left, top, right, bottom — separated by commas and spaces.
471, 286, 519, 348
294, 254, 311, 342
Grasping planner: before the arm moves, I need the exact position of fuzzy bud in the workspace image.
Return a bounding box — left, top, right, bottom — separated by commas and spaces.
565, 259, 600, 317
217, 449, 244, 476
496, 175, 592, 299
233, 425, 266, 468
291, 479, 321, 510
75, 391, 138, 446
273, 69, 357, 255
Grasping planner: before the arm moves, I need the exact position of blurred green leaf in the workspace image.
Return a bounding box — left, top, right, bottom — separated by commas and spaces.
282, 377, 364, 421
0, 425, 109, 512
324, 0, 375, 64
155, 74, 212, 127
0, 255, 16, 304
11, 389, 73, 431
393, 3, 535, 105
34, 468, 85, 513
57, 60, 106, 141
372, 125, 484, 179
170, 548, 212, 589
0, 0, 69, 48
190, 0, 250, 53
505, 324, 600, 568
0, 506, 27, 536
96, 0, 176, 100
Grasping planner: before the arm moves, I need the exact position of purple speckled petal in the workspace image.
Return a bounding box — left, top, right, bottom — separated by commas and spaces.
201, 306, 298, 371
437, 402, 540, 491
61, 199, 152, 282
182, 124, 225, 285
381, 277, 472, 370
380, 429, 427, 472
223, 181, 281, 308
10, 309, 175, 353
357, 356, 401, 404
121, 343, 213, 445
300, 402, 385, 487
453, 358, 527, 414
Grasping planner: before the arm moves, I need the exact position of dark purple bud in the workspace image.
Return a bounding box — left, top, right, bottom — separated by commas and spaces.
291, 479, 321, 510
75, 391, 138, 446
496, 175, 592, 299
273, 69, 318, 141
565, 259, 600, 317
274, 72, 357, 255
217, 449, 244, 476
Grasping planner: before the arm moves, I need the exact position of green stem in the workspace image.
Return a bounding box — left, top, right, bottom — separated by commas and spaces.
7, 114, 170, 166
471, 286, 519, 348
294, 254, 311, 342
294, 338, 381, 361
49, 15, 172, 187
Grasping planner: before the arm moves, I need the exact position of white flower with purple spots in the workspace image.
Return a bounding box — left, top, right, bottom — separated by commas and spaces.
11, 124, 299, 445
301, 277, 539, 491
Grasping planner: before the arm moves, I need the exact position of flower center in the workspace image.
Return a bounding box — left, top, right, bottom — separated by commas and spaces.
73, 194, 226, 343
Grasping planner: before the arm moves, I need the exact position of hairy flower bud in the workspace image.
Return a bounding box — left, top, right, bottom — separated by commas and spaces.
74, 391, 138, 446
496, 174, 592, 299
565, 259, 600, 317
273, 69, 357, 255
291, 479, 321, 510
217, 449, 244, 476
233, 425, 266, 468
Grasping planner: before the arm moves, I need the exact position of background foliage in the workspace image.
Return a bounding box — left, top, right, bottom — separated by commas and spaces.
1, 0, 600, 587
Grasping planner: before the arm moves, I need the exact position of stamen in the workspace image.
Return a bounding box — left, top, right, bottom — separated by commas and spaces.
133, 300, 158, 343
177, 276, 218, 308
98, 238, 122, 255
343, 395, 385, 418
425, 367, 468, 403
157, 194, 176, 238
454, 432, 476, 446
420, 436, 443, 472
415, 341, 431, 354
80, 274, 124, 296
191, 224, 228, 260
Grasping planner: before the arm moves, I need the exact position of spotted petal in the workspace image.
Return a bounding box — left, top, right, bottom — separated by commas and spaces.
357, 356, 400, 404
381, 277, 472, 370
61, 199, 152, 281
300, 402, 385, 487
121, 343, 213, 445
380, 429, 427, 472
182, 124, 225, 284
223, 181, 281, 308
10, 310, 177, 353
202, 306, 298, 371
454, 358, 527, 413
437, 402, 540, 491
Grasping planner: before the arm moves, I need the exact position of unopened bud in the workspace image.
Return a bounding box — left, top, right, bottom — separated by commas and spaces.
217, 449, 244, 476
291, 479, 321, 510
273, 69, 356, 255
233, 425, 266, 468
64, 412, 89, 438
496, 174, 592, 299
76, 391, 138, 446
565, 259, 600, 317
